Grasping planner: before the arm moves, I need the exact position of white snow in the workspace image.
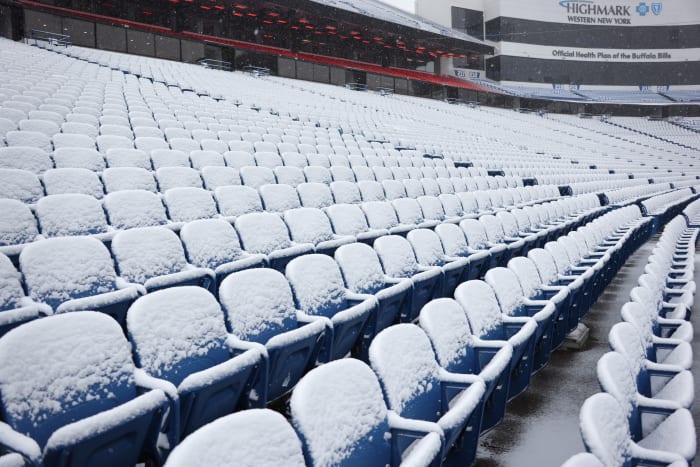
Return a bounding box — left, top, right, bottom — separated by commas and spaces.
579, 393, 628, 467
201, 166, 240, 190
180, 219, 245, 269
362, 201, 400, 231
435, 223, 469, 257
35, 193, 109, 237
104, 190, 168, 229
215, 185, 262, 218
484, 268, 524, 314
289, 359, 388, 466
42, 168, 104, 198
111, 227, 188, 284
326, 204, 371, 237
0, 169, 43, 204
418, 299, 471, 368
283, 208, 336, 245
460, 219, 489, 249
102, 167, 157, 193
52, 148, 105, 172
164, 187, 218, 223
407, 229, 445, 266
286, 254, 346, 316
151, 149, 190, 169
527, 249, 560, 284
165, 409, 305, 467
0, 147, 53, 174
259, 184, 301, 213
374, 235, 420, 277
0, 253, 23, 311
235, 212, 292, 255
104, 148, 151, 170
454, 281, 502, 337
156, 167, 203, 191
334, 243, 387, 294
0, 199, 39, 247
330, 181, 362, 204
297, 183, 334, 209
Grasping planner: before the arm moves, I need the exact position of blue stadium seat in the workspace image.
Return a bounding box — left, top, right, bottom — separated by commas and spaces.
407, 228, 470, 298
283, 207, 355, 256
435, 223, 491, 280
35, 194, 110, 238
0, 252, 44, 337
460, 218, 508, 269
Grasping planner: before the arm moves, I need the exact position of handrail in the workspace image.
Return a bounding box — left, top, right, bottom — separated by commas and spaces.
242, 65, 271, 77
30, 29, 71, 47
198, 59, 232, 71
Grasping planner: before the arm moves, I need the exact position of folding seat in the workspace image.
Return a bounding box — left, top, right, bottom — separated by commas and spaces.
164, 127, 190, 141
131, 118, 158, 129
0, 251, 44, 335
51, 133, 95, 152
330, 180, 362, 204
280, 152, 307, 168
419, 298, 512, 432
150, 149, 190, 169
297, 142, 316, 156
5, 130, 52, 152
20, 235, 144, 323
326, 203, 388, 244
579, 393, 691, 467
35, 193, 109, 238
51, 147, 104, 172
104, 190, 169, 230
420, 179, 441, 198
379, 179, 405, 201
156, 167, 202, 191
372, 166, 393, 182
221, 150, 254, 170
480, 214, 527, 262
416, 195, 448, 225
133, 127, 165, 139
369, 324, 485, 464
0, 147, 52, 175
104, 147, 150, 169
302, 165, 332, 185
126, 287, 266, 439
240, 132, 262, 144
239, 166, 275, 189
632, 277, 691, 321
0, 198, 39, 255
392, 198, 439, 231
356, 180, 384, 202
163, 187, 218, 223
188, 150, 224, 170
198, 165, 239, 190
259, 183, 301, 213
219, 268, 328, 400
290, 182, 330, 209
189, 129, 216, 143
283, 207, 354, 256
42, 168, 104, 198
455, 280, 537, 399
215, 185, 262, 219
254, 151, 283, 169
0, 169, 43, 204
484, 267, 557, 371
407, 228, 470, 297
460, 218, 508, 269
235, 212, 314, 271
328, 166, 354, 183
0, 311, 168, 467
290, 359, 442, 466
19, 119, 59, 138
353, 165, 376, 181
402, 178, 425, 198
362, 201, 414, 236
270, 166, 302, 187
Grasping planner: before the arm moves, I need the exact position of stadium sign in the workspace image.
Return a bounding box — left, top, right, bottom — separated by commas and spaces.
498, 42, 700, 62
559, 0, 662, 24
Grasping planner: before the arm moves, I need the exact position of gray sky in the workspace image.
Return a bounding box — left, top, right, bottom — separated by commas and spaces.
377, 0, 415, 13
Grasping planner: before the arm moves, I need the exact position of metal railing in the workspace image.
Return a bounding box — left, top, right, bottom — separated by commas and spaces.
30, 29, 71, 47
242, 65, 271, 77
198, 59, 232, 71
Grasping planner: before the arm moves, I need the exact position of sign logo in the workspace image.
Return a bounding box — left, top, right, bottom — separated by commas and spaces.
636, 2, 650, 16
651, 2, 662, 15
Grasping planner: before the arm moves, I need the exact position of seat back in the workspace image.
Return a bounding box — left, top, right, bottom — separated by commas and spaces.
358, 181, 385, 202
127, 287, 230, 386
0, 199, 39, 247
419, 298, 477, 374
216, 185, 263, 218
460, 219, 490, 249
362, 201, 400, 231
112, 227, 189, 284
219, 269, 297, 344
180, 219, 245, 269
392, 198, 425, 225
102, 167, 157, 193
507, 257, 543, 298
104, 190, 168, 229
235, 212, 292, 255
259, 184, 301, 213
369, 324, 442, 421
596, 352, 639, 430
297, 183, 333, 209
455, 281, 504, 340
374, 235, 421, 278
407, 229, 446, 267
607, 322, 648, 393
579, 393, 631, 467
283, 208, 334, 245
290, 359, 392, 467
435, 223, 470, 257
334, 243, 387, 295
326, 204, 370, 237
0, 147, 52, 174
527, 248, 560, 285
0, 253, 25, 312
43, 168, 104, 198
36, 194, 108, 237
286, 254, 348, 318
20, 237, 118, 311
165, 409, 305, 467
0, 312, 136, 448
484, 267, 525, 316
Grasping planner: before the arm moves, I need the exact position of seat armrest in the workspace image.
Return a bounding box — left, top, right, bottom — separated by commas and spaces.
0, 422, 41, 465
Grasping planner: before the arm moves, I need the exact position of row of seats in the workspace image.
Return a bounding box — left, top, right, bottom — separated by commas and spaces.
565, 206, 698, 466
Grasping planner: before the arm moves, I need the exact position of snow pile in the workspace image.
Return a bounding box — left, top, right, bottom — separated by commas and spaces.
104, 190, 168, 229
286, 255, 347, 318
156, 167, 203, 191
219, 269, 296, 343
0, 147, 52, 174
201, 167, 240, 190
374, 236, 420, 277
111, 227, 188, 284
36, 194, 108, 237
283, 208, 335, 245
42, 168, 104, 198
259, 184, 301, 213
127, 287, 230, 386
20, 237, 117, 310
455, 281, 502, 338
290, 359, 389, 466
165, 409, 305, 467
215, 186, 262, 218
235, 213, 292, 255
52, 148, 105, 172
102, 167, 157, 193
0, 312, 135, 448
164, 187, 218, 223
180, 219, 244, 269
335, 243, 386, 294
6, 130, 52, 152
104, 148, 152, 170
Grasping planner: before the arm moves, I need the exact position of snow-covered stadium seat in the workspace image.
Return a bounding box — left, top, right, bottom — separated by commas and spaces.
104, 190, 169, 229
407, 228, 470, 298
35, 193, 110, 238
283, 207, 355, 256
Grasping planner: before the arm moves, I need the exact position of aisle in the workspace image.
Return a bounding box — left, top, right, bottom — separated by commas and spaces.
475, 238, 659, 467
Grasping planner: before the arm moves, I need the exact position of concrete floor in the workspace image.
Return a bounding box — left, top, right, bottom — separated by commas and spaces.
474, 237, 699, 467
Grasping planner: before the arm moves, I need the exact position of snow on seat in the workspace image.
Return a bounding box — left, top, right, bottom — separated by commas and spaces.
254, 151, 282, 169
290, 359, 442, 467
52, 133, 95, 150
52, 147, 105, 172
215, 185, 263, 219
259, 184, 301, 213
201, 166, 240, 190
303, 166, 332, 185
102, 167, 158, 193
164, 409, 305, 467
330, 180, 362, 204
369, 324, 485, 464
455, 280, 537, 400
234, 212, 314, 271
151, 149, 190, 169
0, 147, 52, 174
219, 268, 328, 400
330, 166, 355, 183
326, 203, 388, 245
99, 124, 134, 140
407, 228, 470, 297
460, 218, 508, 269
42, 168, 104, 198
240, 166, 275, 189
481, 214, 527, 261
283, 207, 355, 256
126, 287, 266, 438
134, 136, 169, 153
435, 223, 491, 281
180, 218, 266, 288
190, 150, 225, 169
484, 267, 557, 371
439, 193, 472, 222
392, 198, 439, 230
0, 199, 39, 258
111, 226, 215, 293
0, 252, 43, 336
0, 311, 168, 466
18, 119, 59, 138
273, 166, 305, 187
105, 148, 151, 170
168, 138, 200, 153
280, 152, 307, 168
35, 193, 110, 238
362, 201, 414, 236
286, 254, 374, 359
104, 190, 169, 230
560, 453, 605, 467
382, 180, 407, 200
579, 392, 689, 467
156, 167, 203, 191
294, 183, 331, 210
358, 180, 386, 202
223, 150, 255, 170
19, 236, 143, 323
5, 130, 52, 152
374, 235, 443, 322
163, 187, 218, 223
61, 121, 98, 140
0, 169, 43, 204
637, 273, 692, 319
419, 298, 512, 432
